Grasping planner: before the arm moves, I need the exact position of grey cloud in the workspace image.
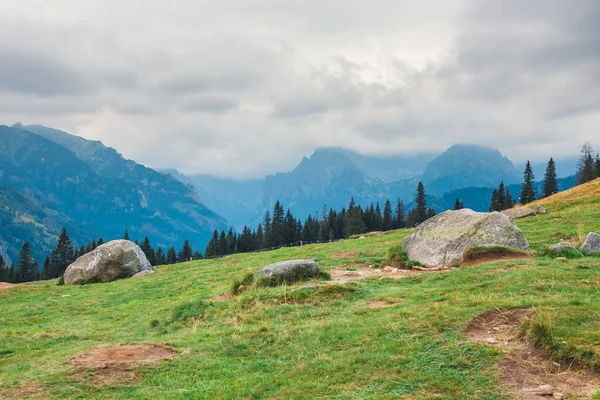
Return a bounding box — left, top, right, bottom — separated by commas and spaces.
179, 97, 238, 114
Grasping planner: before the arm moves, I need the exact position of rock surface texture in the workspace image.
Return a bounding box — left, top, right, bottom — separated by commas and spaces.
548, 241, 582, 256
581, 232, 600, 254
403, 209, 530, 268
64, 240, 154, 284
254, 259, 319, 285
502, 207, 536, 219
535, 205, 548, 214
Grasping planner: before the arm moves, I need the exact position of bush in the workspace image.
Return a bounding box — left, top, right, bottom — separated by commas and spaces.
385, 245, 410, 269
57, 275, 64, 286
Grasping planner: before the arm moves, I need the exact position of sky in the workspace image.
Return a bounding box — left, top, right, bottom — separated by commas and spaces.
1, 0, 599, 178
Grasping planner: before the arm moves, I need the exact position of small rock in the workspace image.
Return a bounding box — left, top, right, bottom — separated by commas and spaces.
383, 266, 394, 272
552, 361, 560, 367
524, 384, 553, 396
391, 268, 399, 273
549, 241, 583, 256
358, 236, 366, 239
486, 337, 499, 344
131, 270, 157, 279
535, 205, 548, 214
581, 232, 600, 254
502, 207, 537, 219
553, 392, 564, 400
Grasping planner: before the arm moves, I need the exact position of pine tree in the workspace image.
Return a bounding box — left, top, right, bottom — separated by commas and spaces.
8, 264, 15, 284
166, 246, 177, 264
347, 205, 366, 236
79, 244, 85, 256
41, 256, 51, 280
123, 230, 130, 240
193, 250, 202, 260
395, 199, 405, 229
263, 210, 273, 248
155, 247, 166, 265
413, 182, 428, 225
382, 200, 393, 231
140, 236, 156, 265
178, 240, 193, 261
576, 142, 595, 185
0, 255, 7, 282
48, 228, 75, 279
97, 238, 104, 246
17, 242, 37, 283
542, 158, 559, 198
489, 188, 499, 212
218, 231, 228, 255
595, 154, 600, 178
520, 161, 536, 205
453, 197, 464, 210
272, 201, 285, 246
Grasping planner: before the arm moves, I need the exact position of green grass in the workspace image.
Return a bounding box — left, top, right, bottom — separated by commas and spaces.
2, 194, 600, 399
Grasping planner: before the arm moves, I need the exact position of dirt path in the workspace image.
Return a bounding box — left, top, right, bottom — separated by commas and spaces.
0, 282, 18, 290
71, 344, 176, 385
330, 264, 449, 280
466, 308, 600, 399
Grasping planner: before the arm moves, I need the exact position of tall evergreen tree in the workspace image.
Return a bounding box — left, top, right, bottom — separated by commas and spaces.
413, 182, 428, 226
520, 161, 536, 205
155, 247, 166, 266
17, 242, 37, 283
218, 231, 228, 255
166, 246, 177, 264
178, 240, 193, 261
489, 188, 499, 212
48, 228, 75, 279
576, 142, 595, 185
382, 200, 393, 230
542, 158, 559, 198
140, 236, 156, 265
0, 255, 7, 282
595, 154, 600, 178
454, 197, 464, 210
41, 256, 51, 280
395, 199, 405, 229
123, 230, 130, 240
8, 264, 15, 284
347, 205, 365, 236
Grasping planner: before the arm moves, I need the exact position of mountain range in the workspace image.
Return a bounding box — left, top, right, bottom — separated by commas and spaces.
170, 144, 575, 228
0, 124, 227, 264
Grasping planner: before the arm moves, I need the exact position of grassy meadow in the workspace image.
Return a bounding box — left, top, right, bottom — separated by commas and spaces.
1, 180, 600, 399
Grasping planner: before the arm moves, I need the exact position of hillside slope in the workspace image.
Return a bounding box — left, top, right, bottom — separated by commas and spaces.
2, 188, 600, 398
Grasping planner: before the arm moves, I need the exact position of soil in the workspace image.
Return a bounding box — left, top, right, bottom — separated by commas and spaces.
210, 292, 232, 302
330, 264, 449, 280
0, 382, 48, 399
71, 344, 176, 385
0, 282, 18, 290
461, 252, 532, 268
466, 308, 600, 399
364, 300, 402, 309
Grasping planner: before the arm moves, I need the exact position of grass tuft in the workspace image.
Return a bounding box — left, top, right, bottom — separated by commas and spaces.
170, 299, 208, 324
231, 272, 255, 295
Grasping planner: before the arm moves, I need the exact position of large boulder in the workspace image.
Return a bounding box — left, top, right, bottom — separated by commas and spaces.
64, 240, 154, 284
403, 209, 530, 268
254, 259, 319, 285
502, 207, 536, 219
581, 232, 600, 254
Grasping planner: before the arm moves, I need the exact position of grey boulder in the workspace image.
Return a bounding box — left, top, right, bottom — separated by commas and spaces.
548, 241, 582, 256
581, 232, 600, 254
64, 240, 154, 284
535, 205, 548, 214
502, 207, 536, 219
403, 209, 530, 268
254, 259, 319, 285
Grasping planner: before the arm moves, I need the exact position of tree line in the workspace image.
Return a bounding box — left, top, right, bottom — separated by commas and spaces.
1, 182, 437, 282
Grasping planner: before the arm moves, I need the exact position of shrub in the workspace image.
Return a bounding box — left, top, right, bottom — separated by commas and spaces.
57, 275, 64, 286
385, 244, 410, 269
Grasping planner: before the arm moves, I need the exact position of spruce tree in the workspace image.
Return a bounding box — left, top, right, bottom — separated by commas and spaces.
347, 205, 366, 235
520, 161, 536, 205
596, 154, 600, 178
41, 256, 51, 280
374, 202, 383, 231
382, 200, 393, 231
542, 158, 559, 198
0, 255, 7, 282
395, 199, 405, 229
166, 246, 177, 264
454, 197, 464, 210
48, 228, 75, 279
193, 250, 202, 260
155, 247, 166, 265
97, 238, 104, 246
17, 242, 37, 283
178, 240, 193, 261
413, 182, 428, 225
576, 142, 594, 185
123, 230, 130, 240
140, 236, 156, 265
8, 264, 15, 284
489, 188, 499, 212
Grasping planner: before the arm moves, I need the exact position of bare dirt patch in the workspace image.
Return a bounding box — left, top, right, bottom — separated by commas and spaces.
0, 282, 18, 290
330, 264, 448, 280
364, 300, 402, 309
461, 252, 532, 268
71, 344, 176, 386
467, 308, 600, 399
0, 382, 48, 399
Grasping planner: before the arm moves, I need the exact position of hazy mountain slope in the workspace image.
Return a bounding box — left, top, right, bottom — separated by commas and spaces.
0, 125, 227, 262
420, 144, 521, 195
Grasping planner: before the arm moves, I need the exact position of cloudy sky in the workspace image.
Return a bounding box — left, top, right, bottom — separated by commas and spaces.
1, 0, 599, 178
